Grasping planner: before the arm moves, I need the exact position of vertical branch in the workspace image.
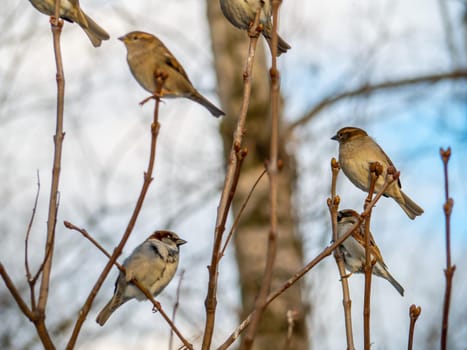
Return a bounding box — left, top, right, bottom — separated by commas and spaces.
201, 9, 262, 350
241, 1, 282, 348
34, 1, 66, 347
328, 158, 355, 350
440, 147, 455, 350
66, 75, 166, 350
362, 162, 382, 350
407, 304, 421, 350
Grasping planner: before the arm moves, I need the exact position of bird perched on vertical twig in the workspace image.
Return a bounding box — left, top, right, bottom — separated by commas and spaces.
96, 230, 187, 326
28, 0, 109, 47
331, 126, 424, 219
219, 0, 291, 56
336, 209, 404, 296
119, 31, 225, 117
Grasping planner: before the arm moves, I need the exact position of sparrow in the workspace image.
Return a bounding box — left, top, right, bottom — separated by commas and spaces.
331, 126, 424, 219
119, 31, 225, 117
28, 0, 109, 47
96, 230, 187, 326
336, 209, 404, 296
219, 0, 291, 56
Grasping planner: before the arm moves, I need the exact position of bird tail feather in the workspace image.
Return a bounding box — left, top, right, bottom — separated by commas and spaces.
96, 296, 127, 326
399, 191, 424, 220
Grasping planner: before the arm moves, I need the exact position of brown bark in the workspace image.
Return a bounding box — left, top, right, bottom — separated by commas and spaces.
206, 3, 309, 349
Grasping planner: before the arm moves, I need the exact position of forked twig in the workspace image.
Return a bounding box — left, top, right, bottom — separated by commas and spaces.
35, 5, 67, 347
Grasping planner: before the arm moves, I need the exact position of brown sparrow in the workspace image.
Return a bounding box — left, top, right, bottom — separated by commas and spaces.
219, 0, 291, 56
96, 230, 187, 326
337, 209, 404, 296
119, 31, 225, 117
28, 0, 109, 47
331, 126, 424, 219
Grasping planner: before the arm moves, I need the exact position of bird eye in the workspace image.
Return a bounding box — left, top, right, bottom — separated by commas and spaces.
132, 35, 138, 41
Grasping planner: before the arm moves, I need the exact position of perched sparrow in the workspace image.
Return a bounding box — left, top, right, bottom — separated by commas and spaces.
337, 209, 404, 296
28, 0, 109, 47
119, 31, 225, 118
96, 230, 187, 326
331, 126, 424, 220
219, 0, 291, 56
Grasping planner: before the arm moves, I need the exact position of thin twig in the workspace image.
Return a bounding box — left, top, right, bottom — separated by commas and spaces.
287, 70, 467, 133
64, 222, 193, 350
66, 74, 166, 350
362, 162, 383, 350
220, 168, 267, 258
24, 171, 41, 310
0, 263, 35, 320
440, 147, 455, 350
217, 171, 398, 350
328, 158, 355, 350
169, 270, 186, 350
201, 9, 262, 350
407, 304, 421, 350
240, 1, 282, 347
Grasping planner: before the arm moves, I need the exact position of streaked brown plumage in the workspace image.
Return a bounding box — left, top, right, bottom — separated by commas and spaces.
332, 126, 424, 219
337, 209, 404, 296
119, 31, 225, 117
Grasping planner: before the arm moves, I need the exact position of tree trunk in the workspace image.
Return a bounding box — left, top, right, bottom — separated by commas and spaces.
206, 3, 309, 349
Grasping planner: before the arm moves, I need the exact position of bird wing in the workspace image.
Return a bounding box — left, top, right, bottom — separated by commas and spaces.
373, 137, 402, 189
163, 52, 192, 84
352, 225, 387, 268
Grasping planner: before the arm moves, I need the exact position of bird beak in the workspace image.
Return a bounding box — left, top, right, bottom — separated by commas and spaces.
118, 35, 126, 43
176, 238, 187, 246
331, 134, 338, 141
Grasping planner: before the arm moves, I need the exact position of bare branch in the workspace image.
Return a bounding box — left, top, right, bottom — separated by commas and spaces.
440, 147, 456, 350
0, 263, 34, 320
220, 168, 267, 259
362, 162, 383, 350
201, 9, 263, 350
241, 1, 283, 347
288, 70, 467, 133
328, 158, 355, 350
